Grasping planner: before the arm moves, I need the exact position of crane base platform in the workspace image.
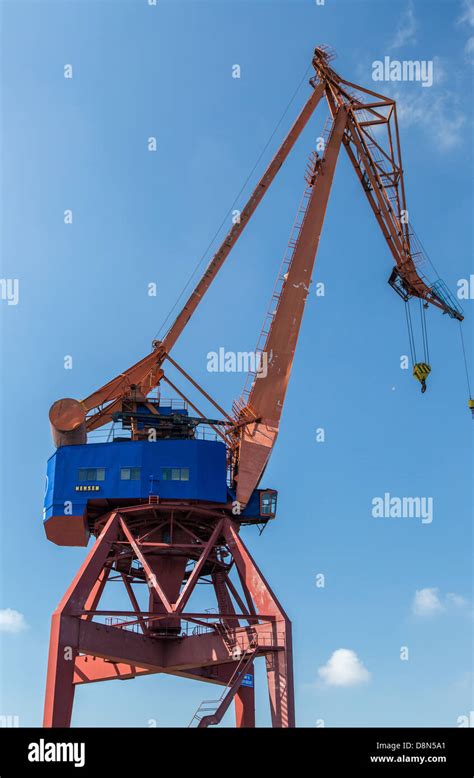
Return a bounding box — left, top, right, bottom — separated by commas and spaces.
43, 504, 295, 728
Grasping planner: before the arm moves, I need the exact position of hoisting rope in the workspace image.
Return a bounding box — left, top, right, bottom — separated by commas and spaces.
419, 299, 430, 366
404, 297, 431, 392
404, 299, 417, 365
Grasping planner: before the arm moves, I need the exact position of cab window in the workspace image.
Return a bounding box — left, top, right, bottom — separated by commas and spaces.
162, 467, 189, 481
78, 468, 105, 481
120, 467, 141, 481
260, 490, 277, 518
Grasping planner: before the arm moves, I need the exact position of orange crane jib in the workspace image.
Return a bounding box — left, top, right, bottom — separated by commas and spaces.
49, 46, 463, 508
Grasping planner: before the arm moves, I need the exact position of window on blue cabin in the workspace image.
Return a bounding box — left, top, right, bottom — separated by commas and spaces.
162, 467, 189, 481
120, 467, 141, 481
78, 468, 105, 482
260, 490, 277, 517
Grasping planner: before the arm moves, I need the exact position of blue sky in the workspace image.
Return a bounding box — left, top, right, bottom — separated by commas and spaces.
0, 0, 472, 727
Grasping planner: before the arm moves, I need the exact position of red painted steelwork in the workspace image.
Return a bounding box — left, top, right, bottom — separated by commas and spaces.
44, 45, 462, 729
43, 509, 294, 727
235, 105, 348, 506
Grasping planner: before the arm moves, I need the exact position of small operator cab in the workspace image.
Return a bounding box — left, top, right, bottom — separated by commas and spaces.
260, 489, 277, 518
238, 487, 278, 523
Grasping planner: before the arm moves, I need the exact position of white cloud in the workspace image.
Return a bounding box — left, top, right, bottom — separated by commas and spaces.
412, 588, 470, 617
458, 0, 474, 28
394, 88, 466, 150
0, 608, 28, 633
318, 649, 371, 687
389, 2, 417, 50
412, 588, 444, 616
446, 592, 469, 609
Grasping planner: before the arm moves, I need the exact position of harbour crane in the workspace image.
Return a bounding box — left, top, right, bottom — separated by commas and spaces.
43, 46, 465, 729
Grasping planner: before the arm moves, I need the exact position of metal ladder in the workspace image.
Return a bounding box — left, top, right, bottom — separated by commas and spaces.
188, 631, 258, 728
236, 118, 334, 409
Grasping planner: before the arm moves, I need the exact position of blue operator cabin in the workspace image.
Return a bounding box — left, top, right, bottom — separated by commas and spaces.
44, 398, 277, 545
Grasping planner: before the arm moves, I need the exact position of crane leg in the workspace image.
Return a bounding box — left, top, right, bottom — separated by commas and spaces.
235, 661, 256, 727
43, 613, 77, 727
223, 519, 295, 727
43, 512, 120, 726
263, 618, 294, 728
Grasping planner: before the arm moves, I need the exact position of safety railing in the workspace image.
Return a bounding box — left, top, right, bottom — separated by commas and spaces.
104, 616, 141, 633
86, 421, 221, 444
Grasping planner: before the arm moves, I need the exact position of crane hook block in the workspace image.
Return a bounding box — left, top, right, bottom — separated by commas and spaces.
413, 363, 431, 394
468, 399, 474, 418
